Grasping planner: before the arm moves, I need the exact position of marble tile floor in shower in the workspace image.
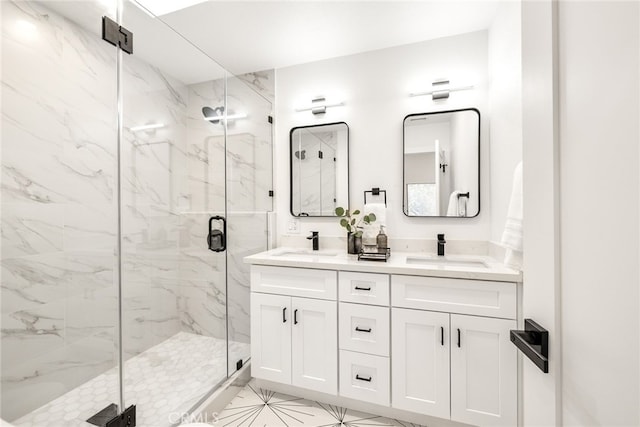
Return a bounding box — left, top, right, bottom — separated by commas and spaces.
12, 332, 249, 427
204, 380, 426, 427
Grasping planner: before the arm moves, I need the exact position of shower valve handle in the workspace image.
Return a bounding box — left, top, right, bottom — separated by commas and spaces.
207, 216, 227, 252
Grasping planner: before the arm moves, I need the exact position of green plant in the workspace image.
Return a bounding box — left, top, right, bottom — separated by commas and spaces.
335, 207, 376, 237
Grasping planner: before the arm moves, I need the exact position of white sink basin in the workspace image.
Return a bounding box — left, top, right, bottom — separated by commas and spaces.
405, 256, 488, 269
272, 249, 339, 258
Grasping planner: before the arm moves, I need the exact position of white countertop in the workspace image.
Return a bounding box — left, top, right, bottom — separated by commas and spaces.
244, 247, 522, 283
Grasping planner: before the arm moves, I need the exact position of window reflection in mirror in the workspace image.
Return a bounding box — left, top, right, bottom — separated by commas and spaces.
403, 109, 480, 217
290, 122, 349, 217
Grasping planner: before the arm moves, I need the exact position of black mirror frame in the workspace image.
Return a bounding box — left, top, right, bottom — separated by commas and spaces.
402, 108, 481, 218
289, 121, 350, 218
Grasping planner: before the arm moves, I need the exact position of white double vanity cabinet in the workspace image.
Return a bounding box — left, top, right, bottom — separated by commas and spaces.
246, 250, 522, 427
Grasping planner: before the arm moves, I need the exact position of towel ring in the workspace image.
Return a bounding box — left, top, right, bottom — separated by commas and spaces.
364, 188, 387, 206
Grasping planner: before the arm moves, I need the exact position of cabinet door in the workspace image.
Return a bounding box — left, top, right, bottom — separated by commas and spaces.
291, 297, 338, 394
250, 293, 291, 384
450, 314, 517, 426
391, 308, 450, 419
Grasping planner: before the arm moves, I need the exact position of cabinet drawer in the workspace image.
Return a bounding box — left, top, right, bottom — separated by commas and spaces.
251, 265, 337, 300
339, 271, 389, 306
339, 350, 390, 406
391, 275, 516, 319
339, 303, 389, 356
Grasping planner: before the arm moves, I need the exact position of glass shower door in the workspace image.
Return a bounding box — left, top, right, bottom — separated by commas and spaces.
1, 1, 122, 425
225, 76, 273, 376
118, 1, 231, 425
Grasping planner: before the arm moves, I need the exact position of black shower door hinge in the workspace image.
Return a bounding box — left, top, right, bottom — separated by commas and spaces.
268, 190, 274, 197
268, 115, 273, 124
102, 16, 133, 54
318, 150, 323, 159
87, 404, 136, 427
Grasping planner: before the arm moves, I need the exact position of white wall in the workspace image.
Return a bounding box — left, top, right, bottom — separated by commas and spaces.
488, 1, 523, 244
523, 1, 640, 426
558, 1, 639, 425
521, 1, 562, 424
275, 31, 490, 245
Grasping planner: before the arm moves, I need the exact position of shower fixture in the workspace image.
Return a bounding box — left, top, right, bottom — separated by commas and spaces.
295, 150, 306, 160
202, 106, 225, 123
202, 106, 248, 124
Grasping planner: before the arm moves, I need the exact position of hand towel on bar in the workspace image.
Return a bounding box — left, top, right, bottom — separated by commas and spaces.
362, 202, 387, 246
446, 191, 462, 216
502, 161, 523, 269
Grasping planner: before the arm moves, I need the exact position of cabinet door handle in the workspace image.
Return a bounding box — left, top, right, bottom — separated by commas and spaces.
294, 309, 298, 325
354, 286, 371, 291
441, 326, 444, 346
282, 307, 287, 323
355, 327, 372, 333
457, 328, 461, 348
355, 374, 372, 382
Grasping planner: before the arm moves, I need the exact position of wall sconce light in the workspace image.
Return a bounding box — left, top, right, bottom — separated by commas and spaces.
130, 123, 165, 132
295, 96, 345, 115
409, 79, 474, 100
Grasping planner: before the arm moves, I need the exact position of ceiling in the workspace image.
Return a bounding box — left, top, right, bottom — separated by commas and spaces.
148, 1, 501, 76
39, 0, 500, 83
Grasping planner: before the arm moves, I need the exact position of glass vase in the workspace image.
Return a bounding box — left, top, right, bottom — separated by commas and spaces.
347, 232, 362, 255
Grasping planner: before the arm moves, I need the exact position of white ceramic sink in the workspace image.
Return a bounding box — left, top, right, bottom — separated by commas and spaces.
272, 249, 339, 258
405, 256, 489, 269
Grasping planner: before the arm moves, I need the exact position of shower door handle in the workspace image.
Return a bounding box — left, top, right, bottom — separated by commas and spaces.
207, 216, 227, 252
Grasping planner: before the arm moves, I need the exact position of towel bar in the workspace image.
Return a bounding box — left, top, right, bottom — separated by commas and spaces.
510, 319, 549, 373
364, 188, 387, 206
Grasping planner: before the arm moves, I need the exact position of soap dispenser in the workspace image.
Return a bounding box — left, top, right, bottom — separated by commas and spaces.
376, 225, 387, 253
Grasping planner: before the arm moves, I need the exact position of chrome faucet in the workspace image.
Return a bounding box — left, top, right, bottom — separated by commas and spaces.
307, 231, 319, 251
437, 234, 446, 256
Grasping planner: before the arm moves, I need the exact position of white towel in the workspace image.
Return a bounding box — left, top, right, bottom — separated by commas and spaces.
502, 162, 523, 269
362, 203, 387, 246
446, 191, 462, 216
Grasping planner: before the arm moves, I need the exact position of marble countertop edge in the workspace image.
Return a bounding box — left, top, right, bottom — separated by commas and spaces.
244, 247, 522, 283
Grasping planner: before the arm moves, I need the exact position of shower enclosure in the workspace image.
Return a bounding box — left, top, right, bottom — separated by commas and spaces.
1, 1, 273, 425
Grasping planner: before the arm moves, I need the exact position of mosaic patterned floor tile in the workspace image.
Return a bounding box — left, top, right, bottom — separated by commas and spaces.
214, 381, 426, 427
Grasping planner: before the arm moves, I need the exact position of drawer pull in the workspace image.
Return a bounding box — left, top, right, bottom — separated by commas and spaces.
457, 328, 461, 348
354, 286, 371, 291
282, 307, 287, 323
355, 374, 372, 382
441, 326, 444, 346
294, 309, 298, 325
355, 327, 372, 333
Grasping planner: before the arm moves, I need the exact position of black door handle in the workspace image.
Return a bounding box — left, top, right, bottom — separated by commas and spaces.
207, 216, 226, 252
354, 286, 371, 291
441, 326, 444, 346
282, 307, 287, 323
355, 327, 372, 333
355, 375, 372, 382
294, 309, 298, 325
457, 328, 461, 348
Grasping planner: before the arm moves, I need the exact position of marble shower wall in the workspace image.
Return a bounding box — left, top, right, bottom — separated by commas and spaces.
1, 1, 119, 420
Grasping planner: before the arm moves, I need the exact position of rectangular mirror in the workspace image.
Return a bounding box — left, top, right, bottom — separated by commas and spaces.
290, 122, 349, 217
403, 108, 480, 217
